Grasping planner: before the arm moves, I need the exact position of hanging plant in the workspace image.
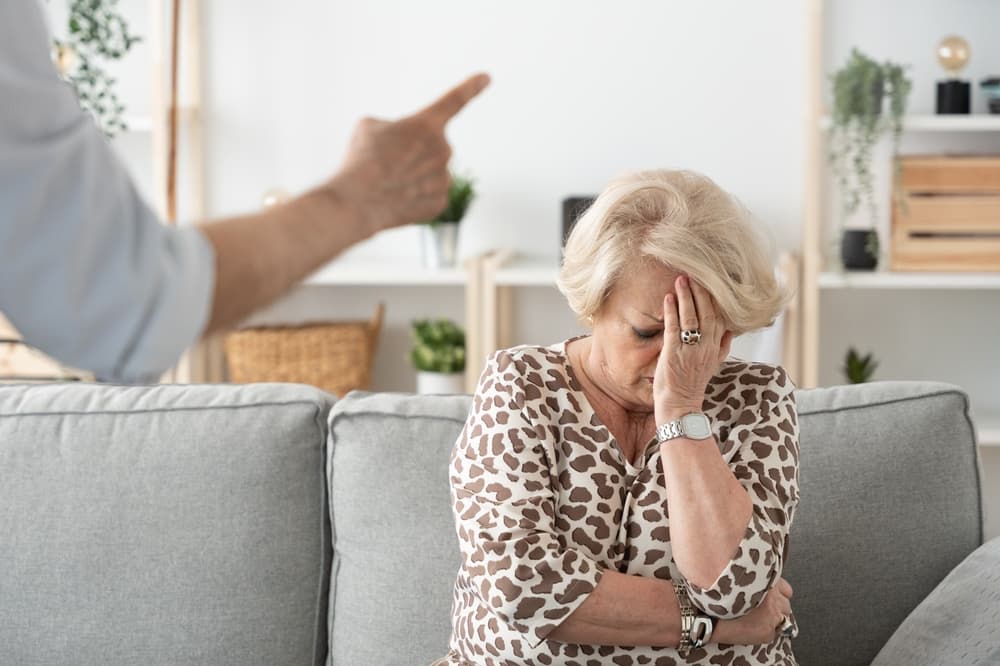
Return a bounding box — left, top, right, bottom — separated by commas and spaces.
828, 48, 912, 227
50, 0, 142, 137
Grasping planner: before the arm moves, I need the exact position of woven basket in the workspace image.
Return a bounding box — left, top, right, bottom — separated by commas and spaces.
224, 303, 384, 397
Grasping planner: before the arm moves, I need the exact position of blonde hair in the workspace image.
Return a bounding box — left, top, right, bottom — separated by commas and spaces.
557, 169, 789, 335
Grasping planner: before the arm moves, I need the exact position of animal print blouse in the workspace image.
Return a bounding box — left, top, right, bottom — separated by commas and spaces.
439, 340, 800, 665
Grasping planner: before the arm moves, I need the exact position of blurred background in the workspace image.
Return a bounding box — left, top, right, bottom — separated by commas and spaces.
21, 0, 1000, 536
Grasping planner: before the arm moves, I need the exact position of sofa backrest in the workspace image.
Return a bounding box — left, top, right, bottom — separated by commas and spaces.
786, 381, 982, 665
327, 381, 982, 666
326, 391, 470, 666
0, 382, 334, 666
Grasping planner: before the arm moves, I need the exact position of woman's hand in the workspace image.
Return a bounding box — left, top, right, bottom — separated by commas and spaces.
714, 578, 796, 646
653, 275, 733, 423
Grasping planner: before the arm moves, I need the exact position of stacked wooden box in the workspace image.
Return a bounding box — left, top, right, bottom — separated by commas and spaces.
892, 156, 1000, 271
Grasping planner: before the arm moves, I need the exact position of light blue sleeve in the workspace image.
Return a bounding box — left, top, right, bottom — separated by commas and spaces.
0, 0, 215, 383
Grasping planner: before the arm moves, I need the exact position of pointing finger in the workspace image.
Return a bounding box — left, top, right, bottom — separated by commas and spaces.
414, 72, 491, 127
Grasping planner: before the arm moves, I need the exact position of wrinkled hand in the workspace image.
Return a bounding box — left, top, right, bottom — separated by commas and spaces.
715, 578, 795, 646
653, 275, 733, 423
328, 73, 491, 236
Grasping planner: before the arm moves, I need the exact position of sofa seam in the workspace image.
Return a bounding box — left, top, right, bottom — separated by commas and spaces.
328, 409, 468, 427
796, 389, 965, 417
311, 401, 332, 666
0, 400, 326, 419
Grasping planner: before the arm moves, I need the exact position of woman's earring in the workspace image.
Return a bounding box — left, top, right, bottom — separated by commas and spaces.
586, 315, 594, 326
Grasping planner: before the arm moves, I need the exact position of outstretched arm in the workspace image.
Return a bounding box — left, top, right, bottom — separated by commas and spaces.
199, 73, 491, 333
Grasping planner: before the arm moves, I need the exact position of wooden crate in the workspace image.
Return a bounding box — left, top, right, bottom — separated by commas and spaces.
891, 156, 1000, 272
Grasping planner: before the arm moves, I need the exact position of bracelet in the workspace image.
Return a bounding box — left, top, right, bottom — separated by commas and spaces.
690, 614, 716, 649
672, 581, 695, 656
673, 581, 716, 655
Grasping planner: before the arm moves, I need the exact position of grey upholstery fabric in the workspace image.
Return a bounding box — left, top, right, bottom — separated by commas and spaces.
0, 382, 333, 666
327, 382, 982, 666
326, 391, 471, 666
872, 537, 1000, 665
785, 382, 983, 666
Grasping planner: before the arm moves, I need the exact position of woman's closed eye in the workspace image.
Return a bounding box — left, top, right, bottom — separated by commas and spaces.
632, 326, 661, 340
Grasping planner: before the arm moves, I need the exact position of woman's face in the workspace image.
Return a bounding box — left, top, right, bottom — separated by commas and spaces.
586, 259, 680, 412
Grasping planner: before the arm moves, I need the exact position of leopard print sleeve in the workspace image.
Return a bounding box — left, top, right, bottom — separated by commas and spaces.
449, 350, 605, 649
684, 364, 800, 619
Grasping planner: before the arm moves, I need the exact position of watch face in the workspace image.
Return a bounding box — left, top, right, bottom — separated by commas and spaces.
681, 413, 712, 439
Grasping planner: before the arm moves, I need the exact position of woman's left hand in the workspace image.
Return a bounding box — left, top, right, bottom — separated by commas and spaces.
653, 275, 733, 423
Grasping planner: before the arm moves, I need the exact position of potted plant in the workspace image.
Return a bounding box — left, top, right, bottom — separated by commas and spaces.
828, 48, 911, 270
50, 0, 142, 137
842, 347, 878, 384
410, 319, 466, 394
421, 173, 475, 269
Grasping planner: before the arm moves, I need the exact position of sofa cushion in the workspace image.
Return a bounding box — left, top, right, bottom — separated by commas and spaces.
871, 536, 1000, 665
326, 382, 982, 666
0, 382, 333, 666
785, 382, 982, 666
326, 391, 471, 666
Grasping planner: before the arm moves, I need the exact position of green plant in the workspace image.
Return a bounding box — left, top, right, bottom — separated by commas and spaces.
426, 173, 475, 227
50, 0, 142, 137
410, 319, 466, 373
843, 347, 878, 384
864, 230, 880, 260
828, 48, 912, 227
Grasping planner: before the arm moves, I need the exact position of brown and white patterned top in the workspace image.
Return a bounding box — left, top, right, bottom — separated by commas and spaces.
439, 340, 800, 666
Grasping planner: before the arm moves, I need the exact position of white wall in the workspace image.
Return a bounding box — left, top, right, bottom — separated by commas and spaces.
199, 0, 810, 389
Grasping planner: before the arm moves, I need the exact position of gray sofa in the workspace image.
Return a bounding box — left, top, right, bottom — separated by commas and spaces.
0, 380, 994, 665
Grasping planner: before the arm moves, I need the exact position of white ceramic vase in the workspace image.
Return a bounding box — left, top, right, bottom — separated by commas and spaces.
416, 371, 465, 395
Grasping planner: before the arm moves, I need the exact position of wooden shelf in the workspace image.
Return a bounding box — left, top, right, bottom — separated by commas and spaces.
305, 259, 467, 286
818, 271, 1000, 289
819, 114, 1000, 132
493, 256, 560, 286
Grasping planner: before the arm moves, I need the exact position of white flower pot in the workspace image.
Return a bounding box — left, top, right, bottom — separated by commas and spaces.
421, 222, 460, 268
416, 371, 465, 395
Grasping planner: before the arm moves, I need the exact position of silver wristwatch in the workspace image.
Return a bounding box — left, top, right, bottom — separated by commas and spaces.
656, 412, 713, 443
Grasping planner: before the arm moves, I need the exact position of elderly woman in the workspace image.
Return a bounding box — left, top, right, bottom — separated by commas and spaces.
439, 170, 800, 665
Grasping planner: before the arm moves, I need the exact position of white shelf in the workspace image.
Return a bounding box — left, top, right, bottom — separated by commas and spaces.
818, 271, 1000, 289
493, 256, 560, 286
305, 259, 466, 286
819, 114, 1000, 132
975, 412, 1000, 448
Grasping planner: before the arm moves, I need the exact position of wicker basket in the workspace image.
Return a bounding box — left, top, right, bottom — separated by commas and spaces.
224, 303, 384, 397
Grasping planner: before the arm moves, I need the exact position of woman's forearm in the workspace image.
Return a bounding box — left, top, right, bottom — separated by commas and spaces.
548, 570, 681, 647
549, 569, 746, 648
658, 425, 753, 590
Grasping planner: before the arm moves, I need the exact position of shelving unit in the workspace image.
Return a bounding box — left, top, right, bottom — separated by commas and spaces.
302, 256, 485, 393
492, 255, 559, 287
819, 114, 1000, 132
801, 0, 1000, 454
817, 271, 1000, 289
306, 259, 467, 286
